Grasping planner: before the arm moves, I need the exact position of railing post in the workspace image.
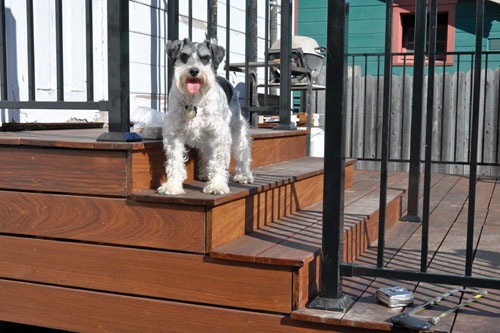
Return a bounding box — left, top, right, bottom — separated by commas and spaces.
308, 0, 353, 312
402, 0, 427, 222
273, 0, 296, 130
97, 0, 141, 142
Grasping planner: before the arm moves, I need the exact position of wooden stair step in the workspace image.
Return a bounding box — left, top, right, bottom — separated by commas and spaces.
210, 204, 323, 267
0, 128, 311, 197
210, 185, 404, 267
131, 156, 326, 207
210, 184, 404, 311
0, 156, 330, 256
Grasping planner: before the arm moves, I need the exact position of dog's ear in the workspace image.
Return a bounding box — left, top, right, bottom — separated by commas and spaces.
207, 41, 225, 70
166, 39, 187, 63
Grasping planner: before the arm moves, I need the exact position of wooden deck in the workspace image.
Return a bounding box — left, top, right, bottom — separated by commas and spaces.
293, 171, 500, 333
0, 128, 498, 332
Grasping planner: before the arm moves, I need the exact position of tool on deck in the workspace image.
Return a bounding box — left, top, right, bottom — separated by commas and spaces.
391, 288, 487, 331
376, 286, 414, 307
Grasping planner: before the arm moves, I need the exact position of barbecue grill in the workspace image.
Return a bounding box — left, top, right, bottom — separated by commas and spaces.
268, 36, 324, 83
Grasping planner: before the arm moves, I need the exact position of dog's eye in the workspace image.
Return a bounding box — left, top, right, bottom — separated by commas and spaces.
179, 53, 189, 63
200, 55, 211, 63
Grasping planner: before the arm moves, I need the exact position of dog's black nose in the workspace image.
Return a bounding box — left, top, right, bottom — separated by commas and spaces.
189, 67, 199, 77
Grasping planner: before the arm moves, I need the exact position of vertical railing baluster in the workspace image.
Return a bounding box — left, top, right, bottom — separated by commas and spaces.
0, 0, 7, 101
85, 0, 94, 101
377, 0, 393, 269
404, 0, 427, 222
225, 0, 230, 80
362, 55, 368, 158
55, 0, 64, 101
244, 0, 251, 112
497, 57, 500, 166
274, 0, 294, 130
167, 0, 179, 93
466, 0, 485, 277
207, 0, 216, 41
188, 0, 192, 40
421, 0, 437, 273
375, 54, 381, 159
26, 0, 35, 101
263, 0, 269, 106
440, 54, 446, 162
481, 53, 489, 164
455, 54, 461, 164
350, 55, 355, 157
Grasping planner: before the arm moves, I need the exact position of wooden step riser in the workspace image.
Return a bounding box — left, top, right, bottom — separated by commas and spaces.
0, 190, 208, 253
0, 279, 370, 333
0, 131, 308, 197
0, 235, 294, 314
0, 174, 323, 254
0, 147, 132, 196
343, 194, 403, 262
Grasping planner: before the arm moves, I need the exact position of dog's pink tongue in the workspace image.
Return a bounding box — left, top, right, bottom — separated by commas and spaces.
187, 82, 200, 94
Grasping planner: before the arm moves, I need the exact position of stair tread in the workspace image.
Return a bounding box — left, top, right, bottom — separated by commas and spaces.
210, 185, 404, 267
131, 158, 356, 206
131, 157, 325, 206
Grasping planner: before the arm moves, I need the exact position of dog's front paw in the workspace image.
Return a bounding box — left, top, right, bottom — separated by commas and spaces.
157, 182, 185, 195
203, 182, 230, 195
233, 172, 254, 184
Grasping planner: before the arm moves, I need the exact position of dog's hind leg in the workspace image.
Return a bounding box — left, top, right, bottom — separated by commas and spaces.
196, 151, 208, 181
231, 118, 254, 184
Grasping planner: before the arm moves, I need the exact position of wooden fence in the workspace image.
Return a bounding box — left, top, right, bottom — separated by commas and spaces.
335, 66, 500, 176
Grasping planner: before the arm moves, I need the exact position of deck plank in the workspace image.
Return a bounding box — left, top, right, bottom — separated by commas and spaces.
452, 224, 500, 333
417, 178, 498, 333
339, 174, 467, 331
340, 175, 499, 333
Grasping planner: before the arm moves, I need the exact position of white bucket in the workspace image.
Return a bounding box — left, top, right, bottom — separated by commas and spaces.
309, 127, 325, 157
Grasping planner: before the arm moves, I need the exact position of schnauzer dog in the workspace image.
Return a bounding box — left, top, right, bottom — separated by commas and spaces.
157, 38, 253, 195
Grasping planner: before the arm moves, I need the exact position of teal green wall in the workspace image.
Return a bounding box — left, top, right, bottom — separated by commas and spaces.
297, 0, 500, 75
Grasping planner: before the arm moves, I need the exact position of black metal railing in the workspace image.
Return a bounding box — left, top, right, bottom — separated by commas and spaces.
0, 0, 296, 139
0, 0, 135, 141
312, 0, 500, 314
0, 1, 106, 119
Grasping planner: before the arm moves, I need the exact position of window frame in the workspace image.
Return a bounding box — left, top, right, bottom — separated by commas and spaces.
392, 0, 456, 66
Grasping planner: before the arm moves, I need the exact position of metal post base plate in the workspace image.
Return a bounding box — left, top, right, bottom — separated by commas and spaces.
273, 123, 297, 131
96, 132, 142, 142
308, 294, 354, 313
400, 215, 421, 222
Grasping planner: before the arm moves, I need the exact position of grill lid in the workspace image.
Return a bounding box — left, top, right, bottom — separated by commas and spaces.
269, 36, 323, 56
